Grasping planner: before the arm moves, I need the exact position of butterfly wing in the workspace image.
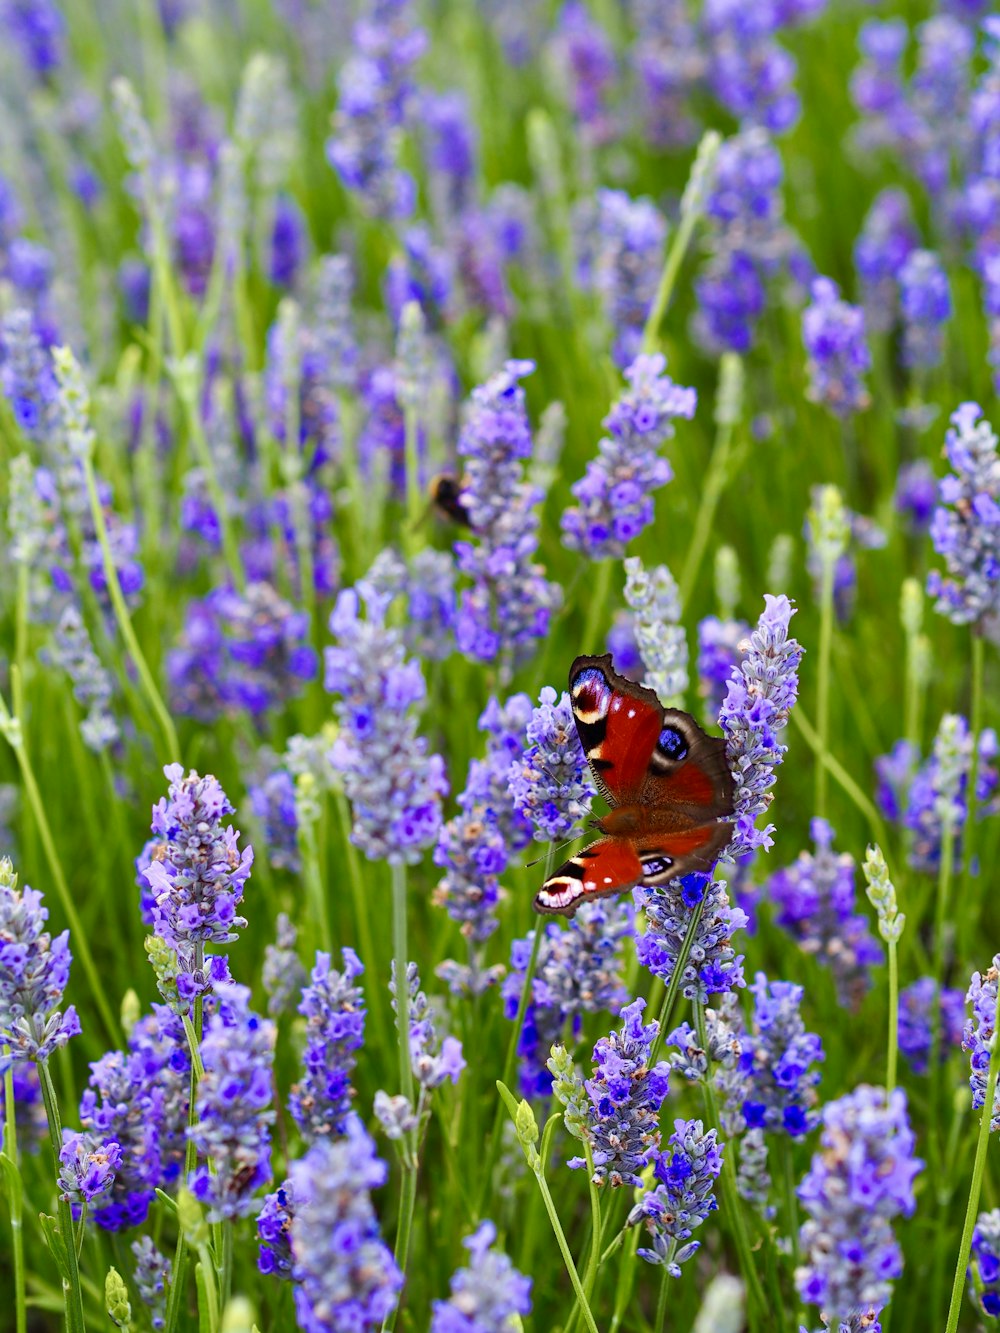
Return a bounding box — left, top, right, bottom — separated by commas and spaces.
569, 654, 664, 807
534, 821, 735, 917
569, 655, 735, 821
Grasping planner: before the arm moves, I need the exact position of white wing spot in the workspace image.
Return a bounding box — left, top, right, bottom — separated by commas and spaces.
603, 876, 612, 884
627, 707, 635, 718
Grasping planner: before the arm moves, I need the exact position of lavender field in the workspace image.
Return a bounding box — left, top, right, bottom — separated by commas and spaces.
1, 0, 1000, 1330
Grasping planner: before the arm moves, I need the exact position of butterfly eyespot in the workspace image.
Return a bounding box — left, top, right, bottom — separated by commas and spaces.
572, 667, 612, 723
657, 726, 689, 761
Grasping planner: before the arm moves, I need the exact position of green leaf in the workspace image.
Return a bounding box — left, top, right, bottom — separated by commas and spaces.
0, 1150, 22, 1210
39, 1212, 70, 1282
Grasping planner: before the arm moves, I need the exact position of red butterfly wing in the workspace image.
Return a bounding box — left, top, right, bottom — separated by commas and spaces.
641, 707, 735, 821
534, 821, 736, 917
569, 654, 663, 807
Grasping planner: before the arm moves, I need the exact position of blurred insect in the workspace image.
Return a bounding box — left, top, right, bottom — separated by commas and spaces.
428, 472, 473, 528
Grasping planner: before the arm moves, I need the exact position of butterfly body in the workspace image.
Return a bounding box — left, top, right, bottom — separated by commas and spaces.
534, 654, 735, 917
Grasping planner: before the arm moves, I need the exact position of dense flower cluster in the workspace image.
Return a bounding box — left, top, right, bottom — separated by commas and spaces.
637, 875, 748, 1002
431, 1221, 532, 1332
897, 978, 965, 1075
168, 581, 317, 722
854, 188, 917, 332
629, 1119, 724, 1276
0, 857, 80, 1062
503, 902, 631, 1097
697, 615, 750, 718
58, 1131, 122, 1209
290, 948, 366, 1139
262, 912, 307, 1017
561, 353, 695, 560
451, 360, 559, 665
507, 686, 595, 842
927, 403, 1000, 633
796, 1085, 922, 1323
290, 1118, 403, 1331
131, 1236, 171, 1330
733, 973, 824, 1137
802, 277, 871, 417
141, 765, 253, 999
324, 579, 448, 863
570, 998, 671, 1187
258, 1178, 296, 1280
78, 1003, 191, 1230
719, 594, 803, 861
965, 958, 1000, 1132
393, 961, 465, 1091
768, 819, 883, 1009
590, 190, 666, 367
188, 983, 275, 1221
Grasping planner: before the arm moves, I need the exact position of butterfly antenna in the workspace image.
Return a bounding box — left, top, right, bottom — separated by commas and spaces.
525, 831, 584, 870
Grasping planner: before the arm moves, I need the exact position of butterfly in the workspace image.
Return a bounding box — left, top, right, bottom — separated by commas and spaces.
534, 653, 735, 917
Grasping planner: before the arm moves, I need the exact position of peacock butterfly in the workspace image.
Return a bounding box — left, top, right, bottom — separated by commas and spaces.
534, 653, 735, 917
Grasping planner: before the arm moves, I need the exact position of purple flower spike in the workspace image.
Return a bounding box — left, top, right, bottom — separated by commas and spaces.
507, 686, 595, 843
290, 948, 366, 1140
561, 353, 696, 561
802, 277, 871, 418
431, 1220, 532, 1331
972, 1210, 1000, 1319
964, 957, 1000, 1131
629, 1118, 724, 1275
58, 1131, 123, 1208
898, 977, 965, 1075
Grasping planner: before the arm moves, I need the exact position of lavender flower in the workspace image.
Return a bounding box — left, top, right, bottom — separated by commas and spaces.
79, 1003, 191, 1231
704, 0, 799, 134
59, 1132, 122, 1209
561, 354, 696, 560
552, 3, 616, 147
895, 460, 937, 532
769, 820, 883, 1009
49, 605, 120, 752
629, 1119, 724, 1275
188, 982, 275, 1221
637, 875, 748, 1002
796, 1085, 922, 1322
392, 961, 465, 1091
737, 973, 824, 1137
623, 556, 689, 705
570, 998, 671, 1187
591, 190, 666, 367
131, 1237, 171, 1331
290, 948, 365, 1139
1, 0, 64, 78
258, 1178, 296, 1280
168, 582, 317, 723
629, 0, 704, 149
854, 189, 917, 332
290, 1118, 403, 1332
0, 857, 80, 1062
325, 580, 448, 863
503, 902, 631, 1097
325, 0, 426, 219
965, 958, 1000, 1131
249, 766, 299, 874
453, 360, 560, 665
507, 686, 595, 843
698, 616, 751, 718
899, 249, 951, 371
802, 277, 871, 417
719, 594, 803, 861
431, 1220, 532, 1332
262, 912, 307, 1018
971, 1210, 1000, 1318
898, 978, 965, 1075
142, 766, 253, 1000
927, 403, 1000, 631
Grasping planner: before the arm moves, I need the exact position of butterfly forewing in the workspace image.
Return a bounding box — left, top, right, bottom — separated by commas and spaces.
569, 654, 664, 806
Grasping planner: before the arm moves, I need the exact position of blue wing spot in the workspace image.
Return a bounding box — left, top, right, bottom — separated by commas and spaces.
658, 726, 689, 761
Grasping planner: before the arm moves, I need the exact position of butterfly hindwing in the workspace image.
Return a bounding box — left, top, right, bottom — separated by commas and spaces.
569, 654, 664, 806
534, 821, 736, 917
641, 707, 735, 820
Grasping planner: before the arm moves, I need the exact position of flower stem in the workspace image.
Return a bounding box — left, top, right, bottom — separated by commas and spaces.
654, 1263, 671, 1331
944, 980, 1000, 1333
679, 362, 741, 611
814, 557, 835, 821
580, 1142, 604, 1321
2, 1049, 27, 1333
164, 982, 204, 1333
886, 935, 899, 1096
81, 456, 180, 761
299, 818, 331, 954
791, 706, 891, 851
0, 683, 119, 1047
334, 792, 389, 1055
958, 630, 985, 953
37, 1058, 86, 1333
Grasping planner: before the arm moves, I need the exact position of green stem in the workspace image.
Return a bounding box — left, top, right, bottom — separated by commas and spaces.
479, 856, 552, 1213
930, 821, 956, 1182
3, 1049, 27, 1333
518, 1138, 599, 1333
648, 893, 707, 1067
944, 978, 1000, 1333
0, 685, 118, 1046
693, 1003, 766, 1326
959, 631, 985, 945
383, 1165, 417, 1333
37, 1059, 86, 1333
403, 402, 423, 555
581, 1142, 604, 1317
887, 937, 899, 1096
610, 1227, 640, 1333
654, 1262, 671, 1331
334, 792, 389, 1054
581, 560, 614, 655
814, 557, 835, 821
791, 707, 891, 851
642, 171, 712, 352
300, 818, 332, 954
81, 459, 179, 761
164, 982, 204, 1333
679, 375, 739, 610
